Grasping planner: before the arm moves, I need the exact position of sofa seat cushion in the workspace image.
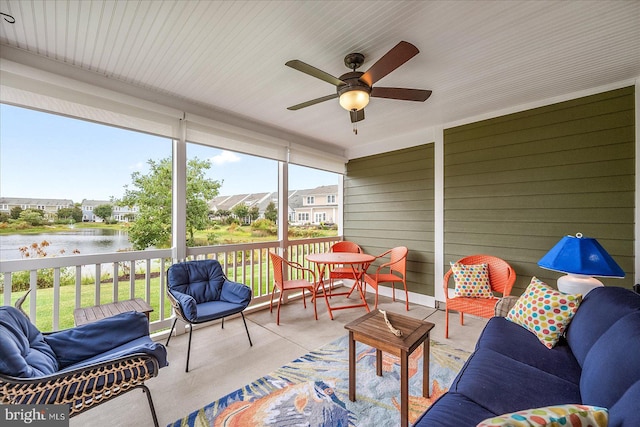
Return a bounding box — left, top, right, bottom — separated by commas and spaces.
0, 307, 58, 378
580, 311, 640, 409
608, 380, 640, 427
476, 317, 581, 384
452, 348, 581, 416
413, 392, 496, 427
566, 286, 640, 367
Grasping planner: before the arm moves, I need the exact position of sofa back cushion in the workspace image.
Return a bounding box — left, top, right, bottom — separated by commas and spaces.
580, 311, 640, 409
0, 306, 58, 378
566, 286, 640, 366
168, 259, 225, 304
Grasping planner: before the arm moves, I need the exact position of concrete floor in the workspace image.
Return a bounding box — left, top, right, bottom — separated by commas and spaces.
71, 292, 487, 427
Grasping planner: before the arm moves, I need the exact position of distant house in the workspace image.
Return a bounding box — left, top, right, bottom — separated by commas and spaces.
0, 197, 74, 221
208, 185, 338, 225
81, 199, 110, 222
288, 185, 338, 225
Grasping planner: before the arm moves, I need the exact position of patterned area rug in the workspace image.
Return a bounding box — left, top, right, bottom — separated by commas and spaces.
169, 334, 470, 427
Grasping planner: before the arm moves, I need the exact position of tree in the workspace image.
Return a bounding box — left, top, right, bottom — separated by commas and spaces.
248, 206, 260, 223
93, 204, 113, 222
264, 201, 277, 222
10, 206, 23, 220
232, 203, 249, 224
19, 209, 44, 226
57, 206, 82, 223
119, 157, 221, 250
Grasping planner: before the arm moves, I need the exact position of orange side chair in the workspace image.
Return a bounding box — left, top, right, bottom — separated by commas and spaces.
363, 246, 409, 310
443, 254, 516, 338
269, 252, 319, 325
328, 241, 363, 294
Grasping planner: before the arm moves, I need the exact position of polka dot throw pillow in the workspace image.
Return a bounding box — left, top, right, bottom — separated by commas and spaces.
506, 277, 582, 349
451, 262, 494, 298
476, 404, 608, 427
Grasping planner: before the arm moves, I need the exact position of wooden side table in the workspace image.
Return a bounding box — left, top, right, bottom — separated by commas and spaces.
74, 298, 153, 326
344, 309, 435, 427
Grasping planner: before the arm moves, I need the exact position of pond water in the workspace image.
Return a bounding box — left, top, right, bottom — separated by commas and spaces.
0, 228, 133, 261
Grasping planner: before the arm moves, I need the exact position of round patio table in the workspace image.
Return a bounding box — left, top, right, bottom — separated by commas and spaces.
306, 252, 376, 320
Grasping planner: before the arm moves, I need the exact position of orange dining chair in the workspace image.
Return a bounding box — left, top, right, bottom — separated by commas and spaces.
328, 241, 363, 294
363, 246, 409, 310
269, 252, 319, 325
443, 254, 516, 338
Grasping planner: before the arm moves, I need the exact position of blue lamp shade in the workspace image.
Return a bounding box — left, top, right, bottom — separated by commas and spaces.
538, 233, 625, 278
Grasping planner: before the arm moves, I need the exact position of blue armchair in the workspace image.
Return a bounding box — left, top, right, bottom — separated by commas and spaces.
0, 306, 168, 426
166, 259, 253, 372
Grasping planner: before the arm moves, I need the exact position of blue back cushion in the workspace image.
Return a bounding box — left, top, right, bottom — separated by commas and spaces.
580, 311, 640, 409
566, 286, 640, 366
0, 306, 58, 378
168, 259, 225, 304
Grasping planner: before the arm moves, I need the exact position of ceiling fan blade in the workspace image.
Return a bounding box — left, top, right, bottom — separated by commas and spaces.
287, 94, 338, 110
350, 109, 365, 123
360, 41, 419, 87
371, 87, 432, 102
285, 60, 346, 87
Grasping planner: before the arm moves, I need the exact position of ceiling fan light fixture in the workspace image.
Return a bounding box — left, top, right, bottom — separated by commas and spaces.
339, 89, 370, 111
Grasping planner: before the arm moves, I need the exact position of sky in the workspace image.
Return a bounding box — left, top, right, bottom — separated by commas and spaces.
0, 104, 338, 202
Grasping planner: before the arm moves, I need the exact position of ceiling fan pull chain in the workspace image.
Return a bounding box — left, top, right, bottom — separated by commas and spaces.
353, 122, 358, 135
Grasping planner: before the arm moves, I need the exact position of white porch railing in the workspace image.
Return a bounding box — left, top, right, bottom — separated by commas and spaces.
0, 236, 341, 333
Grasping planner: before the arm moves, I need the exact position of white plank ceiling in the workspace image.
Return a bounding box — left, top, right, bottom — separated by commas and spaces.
1, 0, 639, 159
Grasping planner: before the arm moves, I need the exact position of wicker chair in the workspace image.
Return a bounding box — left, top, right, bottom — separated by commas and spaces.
269, 252, 319, 325
328, 241, 363, 294
0, 306, 167, 426
165, 259, 253, 372
363, 246, 409, 310
443, 254, 516, 338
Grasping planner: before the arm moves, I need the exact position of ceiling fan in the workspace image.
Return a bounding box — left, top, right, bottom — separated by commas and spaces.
285, 41, 432, 130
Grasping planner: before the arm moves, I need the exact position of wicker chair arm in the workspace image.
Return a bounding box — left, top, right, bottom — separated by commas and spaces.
0, 353, 159, 417
442, 268, 454, 301
282, 259, 317, 282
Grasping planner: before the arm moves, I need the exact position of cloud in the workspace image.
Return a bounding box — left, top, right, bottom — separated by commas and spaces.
209, 150, 241, 165
129, 161, 145, 170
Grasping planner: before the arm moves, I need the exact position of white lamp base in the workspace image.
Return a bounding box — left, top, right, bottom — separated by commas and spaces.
556, 274, 604, 296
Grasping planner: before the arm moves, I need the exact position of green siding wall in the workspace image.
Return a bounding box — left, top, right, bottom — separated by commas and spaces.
344, 145, 435, 295
444, 86, 635, 295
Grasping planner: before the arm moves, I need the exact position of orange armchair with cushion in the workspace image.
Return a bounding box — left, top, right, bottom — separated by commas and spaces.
443, 254, 516, 338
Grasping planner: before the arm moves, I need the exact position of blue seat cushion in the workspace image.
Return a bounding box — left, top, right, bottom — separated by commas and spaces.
608, 380, 640, 427
0, 306, 58, 378
476, 317, 581, 384
580, 311, 640, 409
413, 392, 496, 427
194, 300, 248, 323
452, 348, 581, 416
566, 286, 640, 367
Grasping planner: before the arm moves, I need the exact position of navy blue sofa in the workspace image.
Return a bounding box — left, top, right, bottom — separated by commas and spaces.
414, 286, 640, 427
0, 307, 168, 426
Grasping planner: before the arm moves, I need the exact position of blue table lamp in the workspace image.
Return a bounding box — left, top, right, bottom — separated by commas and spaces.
538, 233, 625, 296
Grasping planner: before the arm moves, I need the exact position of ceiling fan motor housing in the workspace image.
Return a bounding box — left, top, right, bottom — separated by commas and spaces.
337, 71, 372, 97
